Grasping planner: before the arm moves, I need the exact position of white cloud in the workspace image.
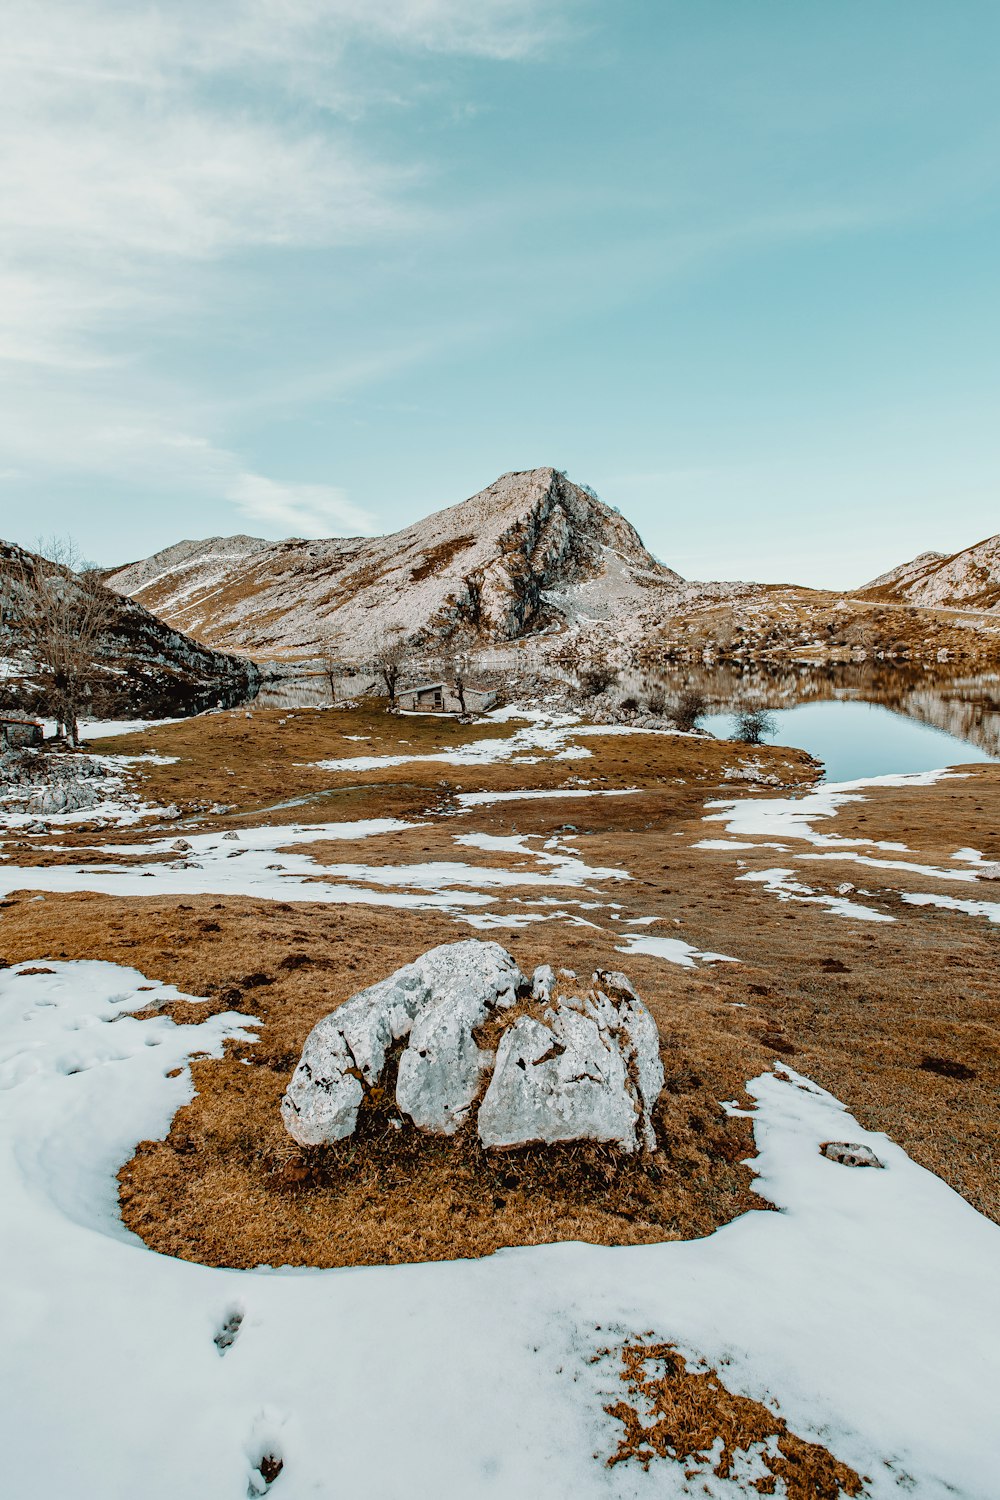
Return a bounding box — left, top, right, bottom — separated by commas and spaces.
226, 472, 380, 537
0, 0, 570, 527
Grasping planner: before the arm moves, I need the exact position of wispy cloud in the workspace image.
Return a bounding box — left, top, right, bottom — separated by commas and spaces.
0, 0, 571, 533
226, 471, 380, 537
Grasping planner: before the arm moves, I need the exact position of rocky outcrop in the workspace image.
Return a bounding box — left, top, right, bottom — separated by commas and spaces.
0, 539, 260, 720
107, 468, 684, 660
281, 942, 663, 1154
281, 941, 524, 1144
0, 747, 108, 816
858, 534, 1000, 612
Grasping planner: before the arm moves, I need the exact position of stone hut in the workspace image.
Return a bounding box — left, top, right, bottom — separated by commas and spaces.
398, 681, 498, 714
0, 715, 43, 749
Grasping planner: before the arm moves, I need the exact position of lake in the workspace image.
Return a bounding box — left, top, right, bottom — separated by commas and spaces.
704, 699, 996, 783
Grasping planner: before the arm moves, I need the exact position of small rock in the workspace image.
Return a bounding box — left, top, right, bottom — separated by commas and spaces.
821, 1141, 884, 1168
531, 964, 556, 1003
836, 882, 855, 896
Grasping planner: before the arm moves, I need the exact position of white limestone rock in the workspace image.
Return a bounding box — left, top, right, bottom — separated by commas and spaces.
395, 943, 523, 1134
477, 970, 663, 1154
283, 942, 664, 1154
282, 940, 525, 1146
530, 964, 556, 1003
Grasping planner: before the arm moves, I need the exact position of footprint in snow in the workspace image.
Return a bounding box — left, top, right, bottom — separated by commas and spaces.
245, 1410, 286, 1497
213, 1305, 244, 1355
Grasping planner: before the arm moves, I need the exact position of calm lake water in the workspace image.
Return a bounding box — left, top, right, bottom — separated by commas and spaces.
704, 699, 996, 783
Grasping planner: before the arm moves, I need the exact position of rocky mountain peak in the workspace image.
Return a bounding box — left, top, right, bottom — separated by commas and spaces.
107, 468, 683, 659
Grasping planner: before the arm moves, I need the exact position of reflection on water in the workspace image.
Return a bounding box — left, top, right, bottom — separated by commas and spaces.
636, 662, 1000, 766
253, 667, 376, 711
704, 700, 995, 783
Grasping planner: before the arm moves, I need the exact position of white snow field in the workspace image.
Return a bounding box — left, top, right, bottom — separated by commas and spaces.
1, 961, 998, 1498
0, 818, 630, 917
698, 769, 1000, 931
614, 930, 738, 968
310, 708, 689, 776
701, 768, 955, 851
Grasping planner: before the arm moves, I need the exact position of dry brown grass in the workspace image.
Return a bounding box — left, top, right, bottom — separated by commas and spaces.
3, 708, 998, 1270
601, 1338, 866, 1495
87, 702, 815, 827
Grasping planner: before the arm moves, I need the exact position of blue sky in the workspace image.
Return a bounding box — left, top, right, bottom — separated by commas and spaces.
2, 0, 998, 586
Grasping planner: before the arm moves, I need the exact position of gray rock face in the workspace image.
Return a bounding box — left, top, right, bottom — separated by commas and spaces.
281, 943, 664, 1154
477, 971, 663, 1154
281, 941, 524, 1146
30, 782, 101, 815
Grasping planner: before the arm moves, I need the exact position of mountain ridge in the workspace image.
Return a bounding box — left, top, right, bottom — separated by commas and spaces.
107, 467, 684, 659
1, 539, 260, 719
858, 534, 1000, 612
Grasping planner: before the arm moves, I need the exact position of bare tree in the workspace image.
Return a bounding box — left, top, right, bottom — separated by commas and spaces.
731, 707, 776, 745
578, 663, 618, 698
447, 652, 469, 715
372, 631, 409, 710
319, 650, 342, 704
2, 538, 113, 746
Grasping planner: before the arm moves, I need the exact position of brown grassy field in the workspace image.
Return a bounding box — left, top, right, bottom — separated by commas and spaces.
2, 704, 998, 1272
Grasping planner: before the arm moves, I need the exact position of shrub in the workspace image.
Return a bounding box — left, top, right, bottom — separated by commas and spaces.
619, 695, 639, 714
579, 664, 618, 698
671, 688, 708, 732
645, 688, 667, 715
732, 707, 777, 744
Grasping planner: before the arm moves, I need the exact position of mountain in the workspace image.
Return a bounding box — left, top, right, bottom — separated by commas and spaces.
858, 535, 1000, 612
1, 539, 259, 719
107, 468, 684, 659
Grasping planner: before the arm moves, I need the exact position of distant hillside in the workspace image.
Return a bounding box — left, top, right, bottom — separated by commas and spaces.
858, 535, 1000, 612
107, 468, 684, 659
1, 539, 259, 719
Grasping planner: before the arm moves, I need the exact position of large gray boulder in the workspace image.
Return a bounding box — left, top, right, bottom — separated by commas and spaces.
281, 944, 664, 1155
281, 941, 525, 1146
477, 971, 663, 1154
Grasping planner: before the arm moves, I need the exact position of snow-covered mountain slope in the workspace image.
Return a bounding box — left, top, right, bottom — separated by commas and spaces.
1, 540, 259, 718
107, 468, 684, 659
859, 536, 1000, 612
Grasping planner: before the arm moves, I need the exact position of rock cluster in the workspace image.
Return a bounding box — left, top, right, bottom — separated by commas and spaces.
281, 940, 663, 1155
0, 747, 107, 815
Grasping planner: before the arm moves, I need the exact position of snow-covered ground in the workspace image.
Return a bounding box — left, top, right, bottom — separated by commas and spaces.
701, 769, 954, 851
2, 960, 997, 1498
41, 717, 185, 740
0, 818, 631, 917
614, 929, 738, 968
698, 769, 1000, 930
310, 708, 687, 775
